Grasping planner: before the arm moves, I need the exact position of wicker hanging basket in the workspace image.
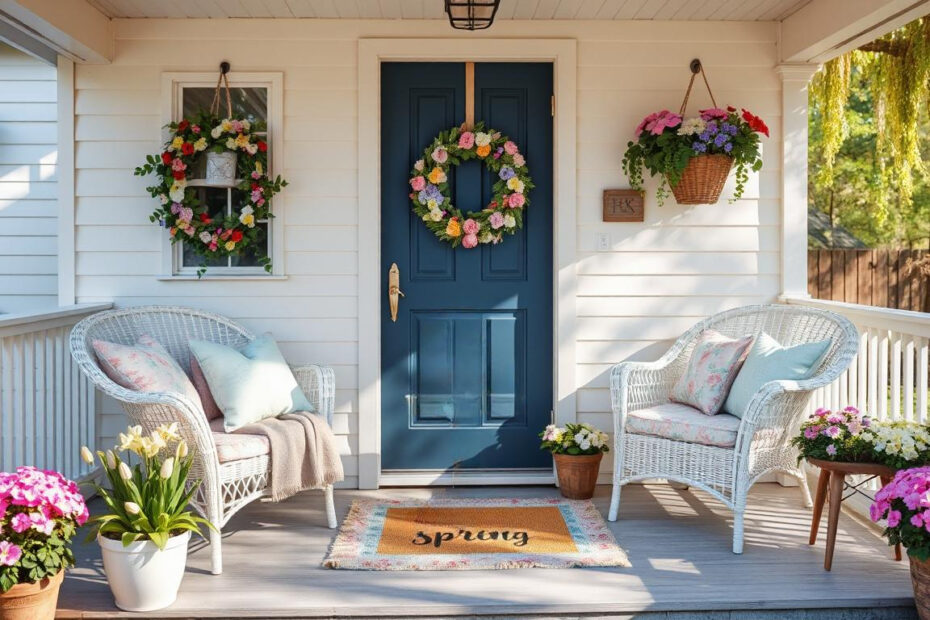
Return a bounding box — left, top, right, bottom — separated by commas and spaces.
670, 154, 733, 204
667, 60, 732, 205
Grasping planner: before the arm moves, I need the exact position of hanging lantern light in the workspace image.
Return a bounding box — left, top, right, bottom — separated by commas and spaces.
444, 0, 501, 30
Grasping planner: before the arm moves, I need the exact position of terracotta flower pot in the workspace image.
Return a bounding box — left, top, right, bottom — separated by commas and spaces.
911, 555, 930, 620
554, 452, 603, 500
0, 570, 63, 620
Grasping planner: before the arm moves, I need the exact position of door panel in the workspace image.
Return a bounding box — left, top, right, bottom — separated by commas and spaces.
381, 62, 553, 471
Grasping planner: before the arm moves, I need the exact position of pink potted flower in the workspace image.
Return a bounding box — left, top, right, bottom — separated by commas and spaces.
872, 467, 930, 619
0, 466, 88, 620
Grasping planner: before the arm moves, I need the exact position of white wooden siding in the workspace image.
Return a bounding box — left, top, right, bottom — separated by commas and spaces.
74, 19, 781, 486
0, 43, 58, 314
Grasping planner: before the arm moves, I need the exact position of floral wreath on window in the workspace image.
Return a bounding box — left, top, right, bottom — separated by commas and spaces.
409, 122, 532, 248
135, 111, 287, 275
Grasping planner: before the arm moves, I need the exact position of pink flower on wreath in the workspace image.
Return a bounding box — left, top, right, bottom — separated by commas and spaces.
0, 541, 21, 567
826, 444, 837, 456
463, 218, 479, 235
462, 233, 478, 248
637, 110, 682, 136
508, 193, 525, 208
410, 176, 426, 192
512, 153, 525, 167
171, 158, 186, 172
431, 146, 449, 164
458, 132, 475, 149
803, 427, 819, 440
913, 513, 925, 528
489, 212, 505, 230
504, 141, 518, 155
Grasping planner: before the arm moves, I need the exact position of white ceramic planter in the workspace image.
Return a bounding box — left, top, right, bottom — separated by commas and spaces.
98, 531, 191, 612
205, 151, 237, 186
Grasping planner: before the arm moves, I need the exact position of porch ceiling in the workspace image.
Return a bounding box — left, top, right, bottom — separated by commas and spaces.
84, 0, 812, 21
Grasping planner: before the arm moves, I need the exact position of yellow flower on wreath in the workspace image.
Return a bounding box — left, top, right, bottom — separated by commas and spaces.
234, 133, 250, 149
428, 167, 446, 184
445, 218, 462, 237
476, 144, 491, 157
169, 136, 184, 151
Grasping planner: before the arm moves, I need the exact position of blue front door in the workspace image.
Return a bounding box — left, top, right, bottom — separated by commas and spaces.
380, 62, 553, 472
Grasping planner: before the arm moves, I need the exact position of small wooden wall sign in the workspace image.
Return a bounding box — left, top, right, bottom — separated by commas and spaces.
603, 189, 645, 222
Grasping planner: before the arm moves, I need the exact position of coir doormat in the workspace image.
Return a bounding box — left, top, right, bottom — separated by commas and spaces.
322, 497, 630, 570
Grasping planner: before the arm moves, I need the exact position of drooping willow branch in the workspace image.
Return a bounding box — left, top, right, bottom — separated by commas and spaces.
810, 18, 930, 210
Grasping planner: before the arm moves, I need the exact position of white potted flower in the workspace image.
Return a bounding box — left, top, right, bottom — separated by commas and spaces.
86, 424, 213, 612
539, 423, 610, 500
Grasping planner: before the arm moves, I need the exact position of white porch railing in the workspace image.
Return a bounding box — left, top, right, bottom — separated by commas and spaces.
0, 303, 111, 480
782, 297, 930, 423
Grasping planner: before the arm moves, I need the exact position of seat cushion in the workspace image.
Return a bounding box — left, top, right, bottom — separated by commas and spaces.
670, 329, 754, 416
723, 332, 831, 418
210, 418, 270, 463
626, 402, 741, 448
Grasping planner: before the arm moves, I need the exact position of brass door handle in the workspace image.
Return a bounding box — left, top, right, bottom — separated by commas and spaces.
389, 262, 404, 322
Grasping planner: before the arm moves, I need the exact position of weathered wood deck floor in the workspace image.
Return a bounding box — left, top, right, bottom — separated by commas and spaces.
58, 483, 916, 619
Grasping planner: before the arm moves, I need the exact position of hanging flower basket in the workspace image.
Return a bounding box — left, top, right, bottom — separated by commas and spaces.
622, 59, 767, 206
670, 153, 733, 204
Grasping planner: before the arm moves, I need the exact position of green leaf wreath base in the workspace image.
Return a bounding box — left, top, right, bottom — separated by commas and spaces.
134, 112, 287, 275
409, 122, 533, 248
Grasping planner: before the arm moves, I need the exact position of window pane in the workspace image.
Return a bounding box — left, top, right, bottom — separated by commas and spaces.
230, 223, 268, 268
180, 188, 227, 268
182, 87, 267, 124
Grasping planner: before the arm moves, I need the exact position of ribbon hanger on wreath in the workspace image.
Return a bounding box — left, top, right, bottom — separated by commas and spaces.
407, 61, 533, 249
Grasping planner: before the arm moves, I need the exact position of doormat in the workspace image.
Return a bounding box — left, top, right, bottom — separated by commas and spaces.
322, 497, 630, 570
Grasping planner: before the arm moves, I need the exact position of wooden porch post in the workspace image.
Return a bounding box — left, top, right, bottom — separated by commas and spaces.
776, 63, 819, 299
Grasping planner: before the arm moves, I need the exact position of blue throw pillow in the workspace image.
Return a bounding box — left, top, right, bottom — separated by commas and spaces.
723, 332, 830, 418
189, 334, 314, 432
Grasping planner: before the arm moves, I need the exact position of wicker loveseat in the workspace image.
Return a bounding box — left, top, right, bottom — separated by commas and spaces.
607, 304, 858, 553
70, 305, 338, 575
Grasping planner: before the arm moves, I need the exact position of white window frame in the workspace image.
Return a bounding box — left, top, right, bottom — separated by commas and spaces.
159, 72, 285, 277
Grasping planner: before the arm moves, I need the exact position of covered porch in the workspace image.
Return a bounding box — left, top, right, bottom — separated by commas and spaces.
0, 0, 929, 617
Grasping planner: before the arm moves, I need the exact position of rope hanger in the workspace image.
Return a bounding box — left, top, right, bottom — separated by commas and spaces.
210, 61, 233, 118
679, 58, 718, 115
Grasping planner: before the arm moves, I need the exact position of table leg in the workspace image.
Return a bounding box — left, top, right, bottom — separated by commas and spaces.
809, 469, 830, 545
880, 475, 903, 562
824, 471, 845, 571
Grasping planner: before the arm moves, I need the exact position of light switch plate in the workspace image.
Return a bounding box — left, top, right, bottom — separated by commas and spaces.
596, 232, 611, 252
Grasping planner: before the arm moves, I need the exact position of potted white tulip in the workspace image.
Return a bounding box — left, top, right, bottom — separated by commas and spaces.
86, 424, 213, 612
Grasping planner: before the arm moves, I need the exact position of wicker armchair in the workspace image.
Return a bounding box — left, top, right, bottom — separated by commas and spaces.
70, 305, 338, 575
607, 304, 858, 553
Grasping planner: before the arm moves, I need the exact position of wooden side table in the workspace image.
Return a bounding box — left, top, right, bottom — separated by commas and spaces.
807, 457, 902, 571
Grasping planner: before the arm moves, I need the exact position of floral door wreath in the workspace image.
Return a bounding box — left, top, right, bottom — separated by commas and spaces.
134, 66, 287, 274
409, 123, 532, 248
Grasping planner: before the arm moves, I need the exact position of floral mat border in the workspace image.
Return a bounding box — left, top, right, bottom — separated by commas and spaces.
322, 497, 630, 570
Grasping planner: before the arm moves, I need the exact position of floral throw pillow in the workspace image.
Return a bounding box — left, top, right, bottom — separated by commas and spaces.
670, 329, 754, 416
92, 334, 203, 412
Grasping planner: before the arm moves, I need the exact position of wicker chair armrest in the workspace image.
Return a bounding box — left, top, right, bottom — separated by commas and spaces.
291, 364, 336, 427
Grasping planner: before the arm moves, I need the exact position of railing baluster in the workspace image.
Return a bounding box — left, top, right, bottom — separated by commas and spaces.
919, 337, 929, 424
905, 336, 915, 422
891, 332, 902, 420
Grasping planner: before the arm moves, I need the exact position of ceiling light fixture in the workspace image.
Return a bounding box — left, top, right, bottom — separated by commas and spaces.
444, 0, 501, 31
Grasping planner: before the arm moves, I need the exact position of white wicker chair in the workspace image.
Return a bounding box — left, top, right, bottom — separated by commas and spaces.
607, 304, 858, 554
70, 305, 338, 575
